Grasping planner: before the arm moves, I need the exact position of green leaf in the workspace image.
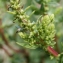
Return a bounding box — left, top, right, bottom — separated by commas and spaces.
16, 42, 37, 49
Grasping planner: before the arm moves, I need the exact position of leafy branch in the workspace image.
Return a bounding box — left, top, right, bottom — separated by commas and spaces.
8, 0, 63, 63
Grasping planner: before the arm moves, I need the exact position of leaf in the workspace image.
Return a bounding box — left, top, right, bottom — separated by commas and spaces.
16, 42, 37, 49
54, 7, 62, 16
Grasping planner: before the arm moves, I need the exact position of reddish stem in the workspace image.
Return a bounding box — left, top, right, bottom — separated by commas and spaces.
47, 46, 58, 57
0, 19, 30, 63
2, 46, 13, 57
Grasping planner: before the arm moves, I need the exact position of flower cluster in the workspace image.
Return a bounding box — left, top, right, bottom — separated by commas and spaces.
8, 0, 56, 49
8, 0, 56, 51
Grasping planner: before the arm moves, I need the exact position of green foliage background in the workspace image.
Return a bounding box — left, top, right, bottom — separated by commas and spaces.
0, 0, 63, 63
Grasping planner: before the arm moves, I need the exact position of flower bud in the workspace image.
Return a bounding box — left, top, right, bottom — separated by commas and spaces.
49, 14, 54, 21
41, 15, 50, 25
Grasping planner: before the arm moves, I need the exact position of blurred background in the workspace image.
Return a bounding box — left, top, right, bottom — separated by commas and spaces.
0, 0, 63, 63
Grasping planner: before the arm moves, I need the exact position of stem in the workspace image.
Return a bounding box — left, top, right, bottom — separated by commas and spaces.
0, 44, 13, 57
0, 19, 30, 63
2, 46, 13, 57
0, 19, 21, 53
58, 53, 63, 63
